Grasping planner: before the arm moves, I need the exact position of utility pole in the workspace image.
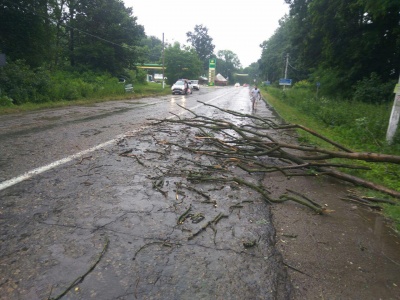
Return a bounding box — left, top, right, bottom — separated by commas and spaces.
283, 53, 289, 90
284, 53, 289, 79
162, 33, 165, 89
386, 73, 400, 143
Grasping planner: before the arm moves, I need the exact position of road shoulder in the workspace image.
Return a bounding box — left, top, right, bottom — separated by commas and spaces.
268, 162, 400, 299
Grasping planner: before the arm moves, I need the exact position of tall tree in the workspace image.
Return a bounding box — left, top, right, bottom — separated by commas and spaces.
305, 0, 399, 96
259, 16, 292, 83
273, 0, 400, 99
140, 35, 163, 63
216, 50, 241, 81
186, 24, 215, 72
70, 0, 144, 74
48, 0, 68, 69
164, 42, 202, 85
0, 0, 54, 67
243, 62, 260, 84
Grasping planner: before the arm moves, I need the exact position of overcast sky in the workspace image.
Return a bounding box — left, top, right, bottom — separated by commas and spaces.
123, 0, 289, 68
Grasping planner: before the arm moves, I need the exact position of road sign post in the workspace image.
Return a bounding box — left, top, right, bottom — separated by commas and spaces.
208, 59, 216, 86
279, 79, 292, 86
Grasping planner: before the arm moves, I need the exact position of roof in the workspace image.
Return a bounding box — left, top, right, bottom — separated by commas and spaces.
215, 73, 227, 82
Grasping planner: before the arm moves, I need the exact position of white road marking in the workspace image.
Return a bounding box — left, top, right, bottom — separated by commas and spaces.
0, 90, 234, 191
0, 138, 121, 191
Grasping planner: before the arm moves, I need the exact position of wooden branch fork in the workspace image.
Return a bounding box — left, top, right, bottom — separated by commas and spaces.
149, 102, 400, 203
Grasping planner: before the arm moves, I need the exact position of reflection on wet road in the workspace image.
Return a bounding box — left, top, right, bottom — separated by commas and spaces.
0, 86, 248, 186
0, 86, 292, 299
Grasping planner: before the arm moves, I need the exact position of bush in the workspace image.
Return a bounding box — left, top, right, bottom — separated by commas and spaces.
0, 95, 14, 106
267, 86, 393, 149
132, 68, 147, 84
0, 60, 51, 104
293, 80, 313, 89
0, 61, 150, 105
353, 73, 395, 104
0, 63, 131, 103
310, 67, 351, 99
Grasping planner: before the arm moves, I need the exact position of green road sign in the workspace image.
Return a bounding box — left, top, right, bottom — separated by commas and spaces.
209, 59, 216, 69
208, 68, 215, 86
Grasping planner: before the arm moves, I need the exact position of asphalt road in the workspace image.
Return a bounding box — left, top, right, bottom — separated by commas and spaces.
0, 86, 292, 299
2, 86, 400, 300
0, 86, 241, 184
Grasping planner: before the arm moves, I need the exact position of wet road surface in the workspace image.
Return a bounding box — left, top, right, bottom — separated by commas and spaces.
1, 86, 400, 299
0, 87, 239, 182
0, 87, 291, 299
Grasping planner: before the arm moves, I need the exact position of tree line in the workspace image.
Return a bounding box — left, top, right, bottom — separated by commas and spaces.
258, 0, 400, 103
1, 0, 146, 73
0, 0, 254, 104
5, 0, 395, 105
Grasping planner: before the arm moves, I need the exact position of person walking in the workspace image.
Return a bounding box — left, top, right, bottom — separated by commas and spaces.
184, 80, 189, 95
250, 85, 261, 110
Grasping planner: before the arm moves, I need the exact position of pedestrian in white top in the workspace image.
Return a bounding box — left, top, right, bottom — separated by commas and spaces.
250, 86, 261, 110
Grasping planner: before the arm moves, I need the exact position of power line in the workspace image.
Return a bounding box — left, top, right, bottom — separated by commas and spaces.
288, 60, 300, 72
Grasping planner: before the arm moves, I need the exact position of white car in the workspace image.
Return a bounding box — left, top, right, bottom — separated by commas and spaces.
171, 80, 192, 95
190, 80, 200, 90
187, 80, 193, 91
234, 83, 240, 87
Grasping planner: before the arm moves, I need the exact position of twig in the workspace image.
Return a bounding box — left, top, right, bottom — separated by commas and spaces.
132, 241, 177, 261
188, 221, 211, 240
362, 197, 397, 205
183, 186, 211, 200
177, 204, 192, 225
340, 197, 382, 210
283, 262, 312, 277
286, 189, 322, 208
213, 212, 228, 225
187, 212, 228, 240
49, 237, 109, 300
279, 195, 324, 214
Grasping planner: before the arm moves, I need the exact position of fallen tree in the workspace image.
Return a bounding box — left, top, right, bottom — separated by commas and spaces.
150, 102, 400, 200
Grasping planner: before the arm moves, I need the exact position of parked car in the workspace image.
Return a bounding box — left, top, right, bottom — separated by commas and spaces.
171, 79, 192, 95
234, 83, 240, 87
190, 80, 200, 90
243, 83, 249, 87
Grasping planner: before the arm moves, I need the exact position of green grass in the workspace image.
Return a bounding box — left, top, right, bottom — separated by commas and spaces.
262, 86, 400, 232
0, 82, 171, 115
384, 205, 400, 230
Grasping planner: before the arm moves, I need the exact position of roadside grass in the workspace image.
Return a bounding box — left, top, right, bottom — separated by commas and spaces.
0, 82, 170, 115
262, 86, 400, 231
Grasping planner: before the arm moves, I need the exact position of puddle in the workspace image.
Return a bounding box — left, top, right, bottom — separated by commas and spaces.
358, 208, 400, 260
